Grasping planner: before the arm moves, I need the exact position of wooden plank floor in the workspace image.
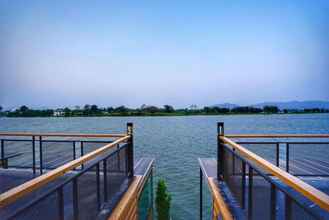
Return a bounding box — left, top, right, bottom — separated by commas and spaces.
199, 158, 329, 220
0, 157, 152, 220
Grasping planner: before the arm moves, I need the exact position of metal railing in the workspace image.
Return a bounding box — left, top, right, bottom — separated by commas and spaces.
0, 138, 117, 173
137, 165, 154, 220
199, 159, 234, 220
0, 123, 134, 220
0, 132, 127, 173
108, 158, 155, 220
200, 122, 329, 220
234, 141, 329, 177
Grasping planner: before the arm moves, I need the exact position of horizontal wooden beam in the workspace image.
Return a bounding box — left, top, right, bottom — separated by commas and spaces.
208, 178, 233, 220
0, 135, 130, 207
224, 134, 329, 138
221, 136, 329, 211
199, 158, 233, 220
0, 132, 127, 138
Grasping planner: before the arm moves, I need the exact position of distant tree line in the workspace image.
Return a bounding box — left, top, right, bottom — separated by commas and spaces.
5, 106, 54, 117
0, 104, 328, 117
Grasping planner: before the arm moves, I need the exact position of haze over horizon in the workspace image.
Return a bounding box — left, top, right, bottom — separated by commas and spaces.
1, 1, 329, 109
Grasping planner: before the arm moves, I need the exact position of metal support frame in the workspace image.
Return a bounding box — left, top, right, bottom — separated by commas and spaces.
217, 122, 224, 180
285, 194, 292, 220
200, 168, 203, 220
270, 183, 276, 220
127, 122, 134, 178
222, 142, 322, 220
73, 178, 79, 220
248, 166, 253, 219
151, 166, 154, 216
32, 136, 36, 174
80, 141, 84, 169
276, 143, 280, 167
103, 159, 108, 202
57, 187, 64, 220
286, 143, 290, 172
96, 163, 101, 210
2, 136, 132, 220
73, 141, 76, 160
242, 161, 246, 209
39, 136, 43, 174
1, 139, 4, 168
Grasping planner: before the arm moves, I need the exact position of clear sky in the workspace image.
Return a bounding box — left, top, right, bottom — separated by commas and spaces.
1, 1, 329, 109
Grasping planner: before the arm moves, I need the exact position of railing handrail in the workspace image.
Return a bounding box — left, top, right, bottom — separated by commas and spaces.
199, 158, 233, 220
208, 177, 233, 220
0, 132, 126, 138
225, 134, 329, 138
0, 135, 130, 207
109, 159, 154, 220
221, 136, 329, 211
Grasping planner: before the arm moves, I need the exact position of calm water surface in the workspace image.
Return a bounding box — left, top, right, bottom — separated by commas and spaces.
1, 114, 329, 219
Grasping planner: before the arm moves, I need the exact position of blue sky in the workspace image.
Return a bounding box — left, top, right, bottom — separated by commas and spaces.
1, 1, 329, 109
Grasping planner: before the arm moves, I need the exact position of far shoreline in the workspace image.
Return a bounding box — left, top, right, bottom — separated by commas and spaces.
1, 112, 329, 118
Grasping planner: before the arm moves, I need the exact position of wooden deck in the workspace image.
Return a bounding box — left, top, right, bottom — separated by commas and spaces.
0, 158, 153, 220
199, 158, 329, 220
199, 158, 244, 219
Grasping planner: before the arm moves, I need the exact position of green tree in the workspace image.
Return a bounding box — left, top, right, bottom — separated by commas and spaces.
263, 106, 279, 114
107, 107, 114, 113
90, 104, 98, 112
114, 106, 128, 114
156, 179, 171, 220
143, 106, 159, 114
64, 107, 71, 117
163, 105, 174, 113
20, 105, 29, 112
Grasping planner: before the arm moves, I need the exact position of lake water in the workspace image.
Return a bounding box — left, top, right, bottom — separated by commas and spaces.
1, 114, 329, 219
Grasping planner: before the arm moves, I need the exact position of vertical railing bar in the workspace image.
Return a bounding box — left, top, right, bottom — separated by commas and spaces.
248, 166, 253, 220
57, 187, 64, 220
276, 142, 279, 167
117, 144, 120, 171
127, 123, 134, 178
103, 159, 108, 202
96, 163, 101, 210
151, 166, 154, 215
32, 136, 36, 174
241, 160, 246, 209
73, 178, 79, 220
285, 194, 292, 220
1, 139, 4, 163
217, 122, 224, 180
39, 136, 43, 174
232, 148, 236, 174
80, 141, 84, 170
286, 143, 289, 172
270, 183, 276, 220
0, 139, 7, 169
73, 141, 76, 160
200, 168, 203, 220
125, 145, 128, 175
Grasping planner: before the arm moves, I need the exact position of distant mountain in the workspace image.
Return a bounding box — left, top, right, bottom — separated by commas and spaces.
214, 100, 329, 110
252, 101, 329, 110
213, 103, 240, 109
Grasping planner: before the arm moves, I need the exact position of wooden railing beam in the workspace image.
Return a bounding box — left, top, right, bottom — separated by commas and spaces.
225, 134, 329, 138
0, 135, 130, 207
221, 136, 329, 211
0, 132, 126, 138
